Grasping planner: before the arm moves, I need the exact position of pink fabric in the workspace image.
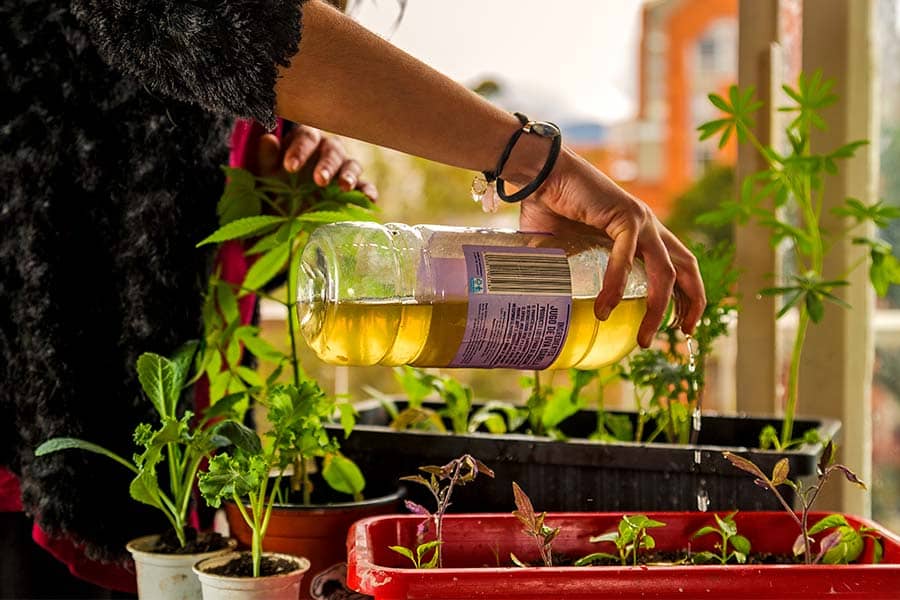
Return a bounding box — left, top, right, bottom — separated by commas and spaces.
12, 117, 284, 593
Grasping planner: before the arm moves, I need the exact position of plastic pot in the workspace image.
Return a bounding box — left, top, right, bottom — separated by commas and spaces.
192, 551, 309, 600
347, 511, 900, 599
331, 401, 840, 512
126, 534, 237, 600
223, 489, 403, 599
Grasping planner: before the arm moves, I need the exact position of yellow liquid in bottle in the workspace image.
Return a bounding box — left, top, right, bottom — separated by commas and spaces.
301, 297, 646, 369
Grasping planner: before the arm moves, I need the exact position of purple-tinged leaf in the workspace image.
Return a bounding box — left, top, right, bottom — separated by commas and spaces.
793, 534, 811, 557
829, 464, 867, 489
404, 500, 431, 516
819, 530, 844, 556
400, 475, 432, 490
723, 452, 767, 480
771, 458, 790, 486
818, 440, 835, 475
512, 483, 537, 527
473, 457, 495, 479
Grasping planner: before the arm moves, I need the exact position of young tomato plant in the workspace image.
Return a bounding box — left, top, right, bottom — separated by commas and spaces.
575, 515, 666, 567
198, 377, 362, 577
699, 71, 900, 447
35, 348, 240, 549
510, 482, 560, 567
393, 454, 494, 568
723, 440, 880, 564
690, 511, 751, 565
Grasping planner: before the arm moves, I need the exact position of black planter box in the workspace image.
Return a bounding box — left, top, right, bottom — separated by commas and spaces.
330, 402, 840, 513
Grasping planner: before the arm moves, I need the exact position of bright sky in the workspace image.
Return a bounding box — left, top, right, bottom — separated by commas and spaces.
352, 0, 645, 124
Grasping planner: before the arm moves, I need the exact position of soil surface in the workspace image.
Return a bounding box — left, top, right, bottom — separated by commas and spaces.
549, 550, 795, 567
151, 528, 230, 555
204, 552, 299, 577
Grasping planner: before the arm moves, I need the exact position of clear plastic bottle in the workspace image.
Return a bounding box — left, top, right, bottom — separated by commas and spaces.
297, 222, 648, 370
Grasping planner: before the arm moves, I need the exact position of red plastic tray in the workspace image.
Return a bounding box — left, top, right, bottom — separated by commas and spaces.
347, 511, 900, 599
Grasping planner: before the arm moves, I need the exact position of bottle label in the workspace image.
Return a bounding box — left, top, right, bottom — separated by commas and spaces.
449, 245, 572, 369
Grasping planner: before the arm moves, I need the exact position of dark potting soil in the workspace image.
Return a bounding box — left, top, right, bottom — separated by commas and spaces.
151, 528, 230, 555
204, 553, 299, 577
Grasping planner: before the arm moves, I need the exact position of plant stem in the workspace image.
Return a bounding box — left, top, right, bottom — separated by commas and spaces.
781, 305, 811, 445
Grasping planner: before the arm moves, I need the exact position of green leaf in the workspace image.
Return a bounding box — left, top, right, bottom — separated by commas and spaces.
588, 532, 619, 545
731, 534, 751, 555
417, 540, 442, 569
200, 392, 246, 424
238, 329, 284, 363
217, 166, 262, 225
692, 525, 719, 539
137, 353, 180, 419
35, 437, 137, 474
212, 420, 262, 455
235, 366, 264, 388
216, 282, 240, 324
573, 552, 617, 566
541, 388, 579, 431
197, 215, 286, 247
323, 453, 366, 497
389, 545, 416, 566
241, 242, 291, 293
808, 514, 850, 535
758, 425, 781, 450
337, 402, 357, 438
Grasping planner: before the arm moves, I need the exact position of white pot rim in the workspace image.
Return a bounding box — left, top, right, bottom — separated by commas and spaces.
126, 534, 237, 566
193, 551, 310, 582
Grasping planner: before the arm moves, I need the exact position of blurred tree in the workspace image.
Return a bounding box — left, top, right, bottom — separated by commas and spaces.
665, 164, 734, 247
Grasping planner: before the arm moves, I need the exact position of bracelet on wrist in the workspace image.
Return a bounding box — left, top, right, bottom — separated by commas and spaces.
471, 112, 562, 212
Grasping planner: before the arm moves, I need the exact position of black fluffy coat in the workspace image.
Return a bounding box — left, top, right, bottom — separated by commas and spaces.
0, 0, 303, 562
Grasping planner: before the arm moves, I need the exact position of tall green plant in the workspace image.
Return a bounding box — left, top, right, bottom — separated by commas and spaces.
698, 71, 900, 446
195, 168, 375, 503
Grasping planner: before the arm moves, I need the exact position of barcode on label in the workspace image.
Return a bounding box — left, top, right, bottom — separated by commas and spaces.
483, 252, 572, 295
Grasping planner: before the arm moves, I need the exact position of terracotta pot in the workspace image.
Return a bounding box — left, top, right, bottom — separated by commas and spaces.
224, 489, 403, 599
193, 551, 309, 600
126, 534, 236, 600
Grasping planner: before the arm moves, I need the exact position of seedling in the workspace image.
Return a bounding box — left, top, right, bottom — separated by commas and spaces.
388, 541, 442, 569
396, 454, 494, 568
575, 514, 666, 567
35, 348, 240, 549
690, 511, 751, 565
723, 441, 880, 564
371, 367, 526, 434
198, 377, 363, 577
510, 482, 559, 567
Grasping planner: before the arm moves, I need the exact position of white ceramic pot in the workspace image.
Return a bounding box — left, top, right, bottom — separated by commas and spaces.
126, 534, 237, 600
193, 552, 310, 600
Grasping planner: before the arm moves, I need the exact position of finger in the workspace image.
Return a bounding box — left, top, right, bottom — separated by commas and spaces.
356, 180, 379, 202
283, 126, 323, 172
636, 233, 676, 348
313, 138, 347, 186
659, 229, 706, 335
335, 159, 363, 192
595, 225, 637, 322
256, 134, 282, 177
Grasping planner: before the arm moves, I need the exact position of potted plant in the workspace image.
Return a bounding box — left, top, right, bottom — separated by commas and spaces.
696, 70, 900, 447
194, 167, 403, 597
345, 453, 900, 599
35, 348, 240, 599
333, 240, 838, 514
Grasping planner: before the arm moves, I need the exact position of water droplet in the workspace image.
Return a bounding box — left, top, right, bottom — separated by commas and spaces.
697, 488, 709, 512
693, 450, 702, 465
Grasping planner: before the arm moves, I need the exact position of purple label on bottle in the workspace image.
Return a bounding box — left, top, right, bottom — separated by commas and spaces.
448, 245, 572, 369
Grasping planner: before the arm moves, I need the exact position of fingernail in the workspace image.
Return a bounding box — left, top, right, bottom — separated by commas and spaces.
287, 158, 300, 172
595, 305, 611, 321
318, 168, 330, 182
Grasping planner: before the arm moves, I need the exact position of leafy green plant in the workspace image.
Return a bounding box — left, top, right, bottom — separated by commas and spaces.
699, 71, 900, 446
690, 511, 751, 565
616, 241, 739, 444
388, 540, 442, 569
395, 454, 494, 568
510, 482, 559, 568
575, 514, 666, 567
723, 440, 881, 565
198, 376, 361, 577
195, 167, 374, 504
522, 368, 599, 439
35, 348, 239, 549
371, 366, 526, 434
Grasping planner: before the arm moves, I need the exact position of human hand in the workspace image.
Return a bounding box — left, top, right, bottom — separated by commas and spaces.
518, 148, 705, 348
251, 124, 378, 200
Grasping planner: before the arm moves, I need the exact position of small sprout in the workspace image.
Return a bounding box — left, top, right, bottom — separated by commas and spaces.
511, 482, 559, 567
576, 515, 666, 567
389, 541, 442, 569
400, 455, 494, 568
723, 441, 873, 565
691, 511, 750, 565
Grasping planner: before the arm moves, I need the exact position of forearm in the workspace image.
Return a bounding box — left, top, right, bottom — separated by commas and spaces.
275, 0, 544, 184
